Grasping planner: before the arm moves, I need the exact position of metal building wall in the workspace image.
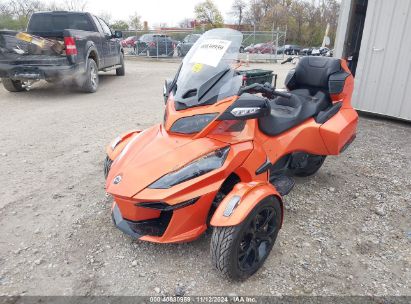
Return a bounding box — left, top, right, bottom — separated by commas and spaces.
336, 0, 411, 121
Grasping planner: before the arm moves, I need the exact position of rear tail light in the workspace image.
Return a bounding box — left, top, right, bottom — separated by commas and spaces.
64, 37, 77, 55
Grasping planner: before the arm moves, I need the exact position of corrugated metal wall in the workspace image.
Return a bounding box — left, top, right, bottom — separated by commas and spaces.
352, 0, 411, 120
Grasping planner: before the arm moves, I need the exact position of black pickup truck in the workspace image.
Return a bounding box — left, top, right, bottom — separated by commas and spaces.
0, 11, 124, 93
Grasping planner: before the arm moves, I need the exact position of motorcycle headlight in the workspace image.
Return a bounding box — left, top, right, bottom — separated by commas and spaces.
170, 113, 218, 134
149, 146, 230, 189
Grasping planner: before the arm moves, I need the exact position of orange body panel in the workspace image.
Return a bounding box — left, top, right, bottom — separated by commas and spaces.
115, 196, 161, 221
320, 109, 358, 154
106, 58, 358, 244
210, 182, 282, 227
106, 130, 141, 161
164, 93, 237, 133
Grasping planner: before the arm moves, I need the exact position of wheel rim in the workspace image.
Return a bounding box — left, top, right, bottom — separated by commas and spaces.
237, 206, 277, 271
90, 65, 97, 88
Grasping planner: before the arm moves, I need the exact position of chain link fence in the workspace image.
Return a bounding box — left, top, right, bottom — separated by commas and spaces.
118, 28, 287, 62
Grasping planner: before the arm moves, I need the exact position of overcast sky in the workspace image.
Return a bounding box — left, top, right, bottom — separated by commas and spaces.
65, 0, 235, 27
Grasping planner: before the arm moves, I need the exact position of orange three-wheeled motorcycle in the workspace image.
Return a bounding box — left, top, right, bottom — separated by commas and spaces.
104, 29, 358, 280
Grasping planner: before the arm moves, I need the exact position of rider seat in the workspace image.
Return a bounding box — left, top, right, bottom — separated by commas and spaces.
259, 56, 343, 136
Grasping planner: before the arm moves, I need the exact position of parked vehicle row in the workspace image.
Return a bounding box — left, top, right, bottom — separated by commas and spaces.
176, 34, 201, 57
241, 43, 332, 56
135, 34, 175, 57
121, 35, 138, 48
119, 33, 334, 59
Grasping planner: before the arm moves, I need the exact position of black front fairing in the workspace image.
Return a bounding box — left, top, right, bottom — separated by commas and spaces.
171, 28, 243, 110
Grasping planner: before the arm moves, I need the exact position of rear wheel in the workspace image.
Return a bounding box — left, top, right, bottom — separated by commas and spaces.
292, 153, 326, 177
81, 58, 98, 93
2, 78, 25, 92
116, 53, 125, 76
211, 196, 281, 281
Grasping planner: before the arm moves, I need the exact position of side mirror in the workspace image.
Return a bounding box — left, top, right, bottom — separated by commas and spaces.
163, 79, 173, 103
217, 94, 270, 121
114, 31, 123, 38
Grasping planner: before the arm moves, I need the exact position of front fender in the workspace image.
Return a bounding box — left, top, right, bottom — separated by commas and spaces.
210, 181, 283, 227
106, 130, 141, 161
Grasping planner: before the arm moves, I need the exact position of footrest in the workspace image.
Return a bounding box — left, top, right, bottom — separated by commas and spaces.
269, 174, 295, 196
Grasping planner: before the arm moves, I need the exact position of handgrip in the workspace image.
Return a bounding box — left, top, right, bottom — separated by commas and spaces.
239, 83, 291, 99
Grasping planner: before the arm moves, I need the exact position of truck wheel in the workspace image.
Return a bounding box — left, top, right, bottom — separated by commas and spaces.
81, 58, 99, 93
211, 196, 281, 281
104, 156, 113, 179
116, 53, 125, 76
2, 78, 25, 92
292, 153, 326, 177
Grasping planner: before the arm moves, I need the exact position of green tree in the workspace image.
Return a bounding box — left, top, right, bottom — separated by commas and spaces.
241, 0, 340, 47
98, 12, 112, 25
64, 0, 87, 11
111, 20, 129, 30
0, 0, 45, 30
194, 0, 224, 28
129, 12, 143, 30
230, 0, 247, 29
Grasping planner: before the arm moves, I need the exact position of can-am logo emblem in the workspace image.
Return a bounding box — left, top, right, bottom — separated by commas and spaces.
113, 175, 122, 184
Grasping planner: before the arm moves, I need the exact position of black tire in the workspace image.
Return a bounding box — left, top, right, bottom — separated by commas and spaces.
81, 58, 99, 93
104, 156, 113, 179
116, 53, 125, 76
211, 196, 281, 281
292, 153, 326, 177
2, 78, 25, 92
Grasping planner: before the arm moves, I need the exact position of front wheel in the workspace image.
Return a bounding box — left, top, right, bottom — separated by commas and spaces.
81, 58, 99, 93
211, 196, 281, 281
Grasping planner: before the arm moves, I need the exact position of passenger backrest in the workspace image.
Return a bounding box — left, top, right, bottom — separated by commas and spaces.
295, 56, 341, 89
286, 56, 343, 92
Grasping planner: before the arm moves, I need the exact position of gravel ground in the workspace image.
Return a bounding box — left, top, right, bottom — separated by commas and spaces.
0, 59, 410, 297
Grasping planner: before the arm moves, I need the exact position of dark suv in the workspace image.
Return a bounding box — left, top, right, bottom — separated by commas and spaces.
278, 44, 301, 55
176, 34, 201, 57
135, 34, 174, 57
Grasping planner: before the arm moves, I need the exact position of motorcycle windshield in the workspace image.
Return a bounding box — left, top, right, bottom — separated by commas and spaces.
173, 28, 243, 110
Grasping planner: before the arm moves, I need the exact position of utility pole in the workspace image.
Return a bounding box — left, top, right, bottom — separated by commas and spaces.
322, 23, 330, 47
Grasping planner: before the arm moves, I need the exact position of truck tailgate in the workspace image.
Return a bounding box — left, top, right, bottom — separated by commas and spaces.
0, 53, 69, 66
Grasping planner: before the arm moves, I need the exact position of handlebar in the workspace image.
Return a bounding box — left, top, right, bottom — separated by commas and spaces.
281, 57, 293, 64
239, 83, 292, 99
